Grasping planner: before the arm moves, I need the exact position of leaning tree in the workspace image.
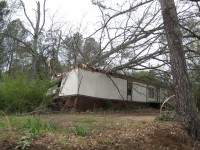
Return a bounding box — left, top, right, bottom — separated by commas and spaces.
159, 0, 200, 140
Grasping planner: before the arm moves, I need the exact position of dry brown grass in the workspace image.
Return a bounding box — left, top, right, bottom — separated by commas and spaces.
0, 109, 200, 150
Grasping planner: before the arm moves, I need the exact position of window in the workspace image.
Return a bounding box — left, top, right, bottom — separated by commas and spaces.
148, 87, 155, 98
127, 82, 132, 95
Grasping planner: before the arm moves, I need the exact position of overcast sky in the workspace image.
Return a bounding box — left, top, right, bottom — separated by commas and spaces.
21, 0, 101, 35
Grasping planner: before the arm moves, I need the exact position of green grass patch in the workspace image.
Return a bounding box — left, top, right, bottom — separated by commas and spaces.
73, 124, 90, 136
155, 114, 172, 121
133, 120, 146, 129
0, 115, 58, 137
77, 117, 97, 124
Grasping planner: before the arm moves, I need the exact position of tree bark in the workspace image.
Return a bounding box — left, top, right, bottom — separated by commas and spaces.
32, 36, 38, 79
159, 0, 200, 140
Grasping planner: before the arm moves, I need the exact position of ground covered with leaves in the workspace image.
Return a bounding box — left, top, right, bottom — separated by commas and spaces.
0, 109, 200, 150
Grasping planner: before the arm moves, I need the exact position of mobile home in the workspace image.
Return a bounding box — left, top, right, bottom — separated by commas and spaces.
50, 66, 168, 111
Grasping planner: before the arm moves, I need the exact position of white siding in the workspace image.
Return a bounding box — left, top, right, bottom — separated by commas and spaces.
132, 82, 147, 102
59, 69, 78, 96
78, 68, 127, 100
58, 68, 167, 103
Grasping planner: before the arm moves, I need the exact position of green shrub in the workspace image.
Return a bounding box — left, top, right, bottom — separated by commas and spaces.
0, 74, 51, 113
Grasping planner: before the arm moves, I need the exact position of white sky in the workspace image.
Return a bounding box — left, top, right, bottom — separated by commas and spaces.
20, 0, 101, 35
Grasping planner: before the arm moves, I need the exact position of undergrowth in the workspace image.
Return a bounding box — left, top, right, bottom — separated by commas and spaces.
0, 114, 59, 150
155, 114, 172, 121
0, 74, 51, 113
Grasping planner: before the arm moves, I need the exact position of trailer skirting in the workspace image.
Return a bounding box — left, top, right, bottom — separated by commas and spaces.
52, 95, 152, 111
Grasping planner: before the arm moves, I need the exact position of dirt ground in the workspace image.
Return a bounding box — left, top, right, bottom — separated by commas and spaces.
0, 109, 200, 150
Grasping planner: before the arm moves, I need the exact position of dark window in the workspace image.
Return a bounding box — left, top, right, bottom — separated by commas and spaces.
148, 87, 155, 98
127, 82, 132, 95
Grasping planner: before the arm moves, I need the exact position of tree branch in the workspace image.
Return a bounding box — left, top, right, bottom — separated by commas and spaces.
19, 0, 35, 30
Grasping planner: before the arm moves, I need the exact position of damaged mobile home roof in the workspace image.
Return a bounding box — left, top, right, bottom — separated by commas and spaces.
55, 64, 167, 88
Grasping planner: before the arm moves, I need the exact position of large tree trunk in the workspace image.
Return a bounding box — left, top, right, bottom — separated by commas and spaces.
159, 0, 200, 140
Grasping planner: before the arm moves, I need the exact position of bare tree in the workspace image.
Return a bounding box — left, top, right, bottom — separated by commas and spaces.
20, 0, 46, 79
91, 0, 200, 72
90, 0, 166, 71
159, 0, 200, 140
